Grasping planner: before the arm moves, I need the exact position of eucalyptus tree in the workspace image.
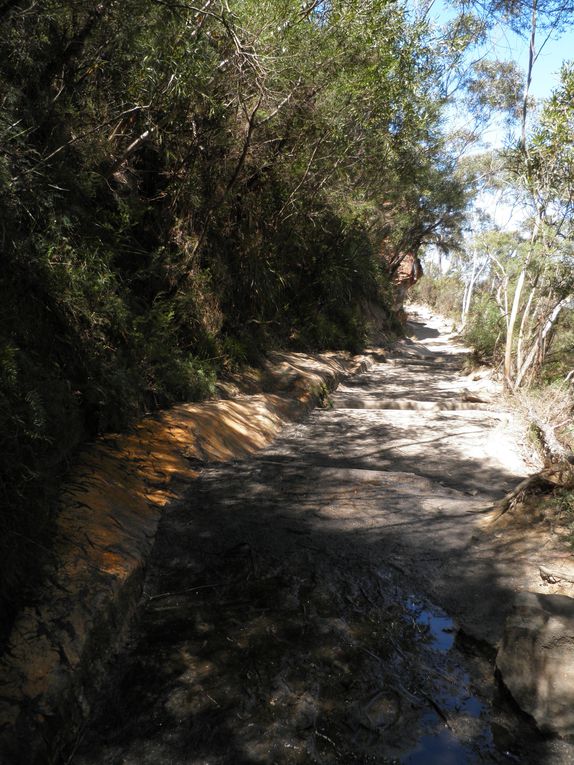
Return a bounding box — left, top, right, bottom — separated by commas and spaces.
452, 65, 574, 385
458, 214, 496, 327
432, 0, 574, 387
507, 65, 574, 386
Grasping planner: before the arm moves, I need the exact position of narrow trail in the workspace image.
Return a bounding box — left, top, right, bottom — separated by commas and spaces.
72, 308, 572, 764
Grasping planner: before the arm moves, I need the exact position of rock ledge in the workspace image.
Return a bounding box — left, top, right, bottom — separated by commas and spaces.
496, 590, 574, 739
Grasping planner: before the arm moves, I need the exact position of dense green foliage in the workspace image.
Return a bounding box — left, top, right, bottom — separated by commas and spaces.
0, 0, 467, 634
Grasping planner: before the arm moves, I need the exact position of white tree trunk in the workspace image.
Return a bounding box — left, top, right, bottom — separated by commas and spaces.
461, 283, 470, 327
516, 286, 536, 373
504, 267, 527, 386
514, 298, 569, 389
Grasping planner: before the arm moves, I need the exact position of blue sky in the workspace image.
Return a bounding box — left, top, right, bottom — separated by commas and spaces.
420, 1, 574, 149
484, 21, 574, 146
415, 1, 574, 234
492, 20, 574, 100
419, 0, 574, 100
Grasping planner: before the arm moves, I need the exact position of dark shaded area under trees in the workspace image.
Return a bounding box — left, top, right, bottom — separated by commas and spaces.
0, 0, 467, 640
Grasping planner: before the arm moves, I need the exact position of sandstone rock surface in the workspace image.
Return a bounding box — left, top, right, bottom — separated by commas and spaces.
0, 349, 367, 764
496, 591, 574, 739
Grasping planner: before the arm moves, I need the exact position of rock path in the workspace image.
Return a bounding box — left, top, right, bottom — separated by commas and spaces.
72, 308, 573, 764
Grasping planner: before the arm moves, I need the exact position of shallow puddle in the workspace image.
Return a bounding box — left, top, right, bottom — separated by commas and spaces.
403, 728, 475, 764
395, 598, 496, 764
404, 597, 456, 652
72, 546, 506, 764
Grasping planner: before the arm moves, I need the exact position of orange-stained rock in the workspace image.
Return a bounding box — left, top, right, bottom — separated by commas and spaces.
0, 348, 369, 764
394, 252, 423, 288
393, 252, 423, 316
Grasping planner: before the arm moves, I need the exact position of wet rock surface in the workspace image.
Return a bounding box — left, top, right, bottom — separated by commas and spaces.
70, 309, 574, 764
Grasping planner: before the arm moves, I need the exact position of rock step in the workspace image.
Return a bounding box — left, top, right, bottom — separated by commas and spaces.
388, 356, 464, 367
332, 397, 496, 411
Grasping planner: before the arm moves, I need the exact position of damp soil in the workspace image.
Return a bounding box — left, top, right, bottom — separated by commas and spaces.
70, 309, 572, 764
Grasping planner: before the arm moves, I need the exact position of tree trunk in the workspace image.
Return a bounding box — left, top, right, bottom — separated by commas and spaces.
461, 247, 479, 327
516, 285, 536, 373
461, 283, 470, 326
504, 266, 526, 386
514, 297, 569, 388
520, 0, 537, 151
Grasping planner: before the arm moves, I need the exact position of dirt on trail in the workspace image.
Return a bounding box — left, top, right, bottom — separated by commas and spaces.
71, 307, 574, 764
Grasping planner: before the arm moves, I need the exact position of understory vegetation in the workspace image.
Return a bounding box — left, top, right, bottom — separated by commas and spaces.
0, 0, 471, 635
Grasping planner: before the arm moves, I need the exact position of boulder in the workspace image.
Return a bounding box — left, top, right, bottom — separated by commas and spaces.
496, 591, 574, 738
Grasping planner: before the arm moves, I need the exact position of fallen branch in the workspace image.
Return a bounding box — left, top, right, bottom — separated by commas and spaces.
539, 565, 574, 585
490, 461, 574, 520
422, 692, 452, 730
